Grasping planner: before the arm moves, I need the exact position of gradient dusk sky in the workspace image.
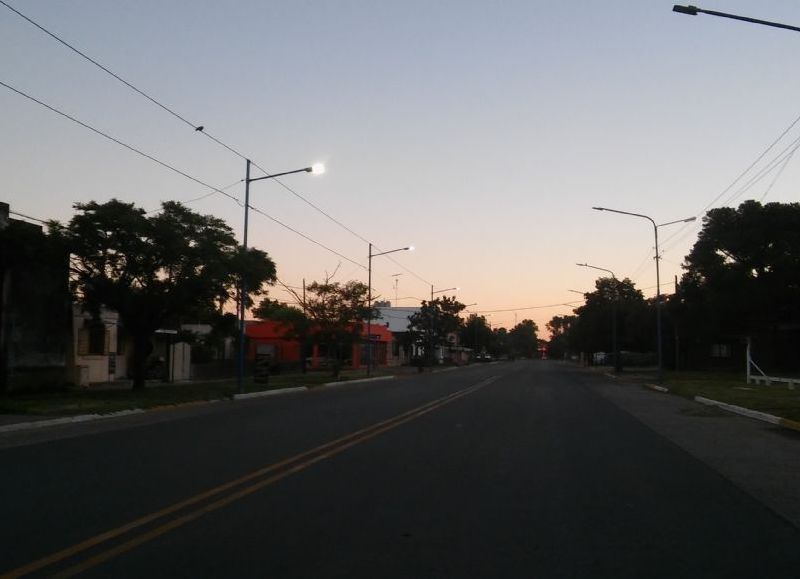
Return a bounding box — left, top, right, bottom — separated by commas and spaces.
2, 1, 799, 333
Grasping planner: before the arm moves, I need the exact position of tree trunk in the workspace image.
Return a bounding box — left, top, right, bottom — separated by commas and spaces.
131, 333, 153, 389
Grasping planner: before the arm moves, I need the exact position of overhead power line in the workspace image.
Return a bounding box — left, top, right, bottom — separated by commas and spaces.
0, 0, 248, 161
0, 79, 365, 270
8, 210, 47, 224
474, 301, 582, 314
1, 1, 426, 282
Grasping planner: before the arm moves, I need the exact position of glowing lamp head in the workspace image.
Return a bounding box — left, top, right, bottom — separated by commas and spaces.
310, 163, 326, 175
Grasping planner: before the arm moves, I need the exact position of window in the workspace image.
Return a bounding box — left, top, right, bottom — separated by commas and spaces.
78, 320, 107, 356
711, 343, 730, 358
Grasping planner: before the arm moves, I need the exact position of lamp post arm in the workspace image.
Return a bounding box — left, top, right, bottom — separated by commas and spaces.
373, 246, 412, 258
658, 216, 697, 228
592, 207, 657, 229
248, 167, 312, 183
673, 5, 800, 33
576, 262, 617, 279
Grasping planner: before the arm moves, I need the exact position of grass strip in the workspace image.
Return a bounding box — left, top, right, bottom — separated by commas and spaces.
664, 371, 800, 423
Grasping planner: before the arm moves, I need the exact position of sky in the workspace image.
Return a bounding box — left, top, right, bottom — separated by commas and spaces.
2, 1, 799, 335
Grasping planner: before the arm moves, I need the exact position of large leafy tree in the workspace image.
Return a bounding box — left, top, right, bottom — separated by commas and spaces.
459, 313, 492, 353
509, 319, 539, 358
546, 315, 576, 359
675, 200, 800, 337
570, 277, 651, 355
51, 199, 276, 388
280, 278, 374, 377
407, 296, 465, 365
672, 200, 800, 369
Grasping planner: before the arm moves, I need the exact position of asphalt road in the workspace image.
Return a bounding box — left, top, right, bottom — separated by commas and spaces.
1, 361, 798, 578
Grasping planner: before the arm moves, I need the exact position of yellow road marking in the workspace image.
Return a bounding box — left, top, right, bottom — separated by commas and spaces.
2, 376, 498, 579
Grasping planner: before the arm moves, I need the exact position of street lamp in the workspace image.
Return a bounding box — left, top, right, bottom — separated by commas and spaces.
592, 207, 696, 381
577, 262, 621, 373
431, 285, 459, 301
367, 244, 413, 376
237, 160, 325, 392
673, 5, 800, 33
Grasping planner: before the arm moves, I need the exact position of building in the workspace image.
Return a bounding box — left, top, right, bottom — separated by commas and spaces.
375, 306, 420, 364
246, 319, 393, 371
0, 202, 72, 392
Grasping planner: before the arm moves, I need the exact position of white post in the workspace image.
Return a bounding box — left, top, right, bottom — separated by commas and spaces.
746, 336, 751, 384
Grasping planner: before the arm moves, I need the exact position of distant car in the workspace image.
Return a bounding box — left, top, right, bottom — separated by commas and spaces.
475, 353, 493, 362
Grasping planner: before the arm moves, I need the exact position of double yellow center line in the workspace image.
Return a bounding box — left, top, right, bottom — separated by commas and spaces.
2, 375, 498, 578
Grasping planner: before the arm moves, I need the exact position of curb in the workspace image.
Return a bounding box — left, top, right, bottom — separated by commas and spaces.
695, 396, 800, 432
322, 375, 395, 387
645, 383, 669, 393
233, 386, 308, 400
0, 408, 146, 434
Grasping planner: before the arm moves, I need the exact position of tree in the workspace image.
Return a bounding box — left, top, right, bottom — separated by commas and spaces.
489, 327, 509, 359
546, 315, 576, 360
677, 200, 800, 333
51, 199, 277, 389
672, 200, 800, 370
459, 314, 492, 353
407, 296, 465, 366
509, 319, 539, 358
253, 297, 312, 372
282, 278, 374, 378
570, 277, 651, 358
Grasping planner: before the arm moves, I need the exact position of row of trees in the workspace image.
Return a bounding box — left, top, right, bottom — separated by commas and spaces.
48, 199, 541, 389
547, 201, 800, 372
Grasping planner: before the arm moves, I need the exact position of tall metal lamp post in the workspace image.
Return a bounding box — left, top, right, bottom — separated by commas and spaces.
367, 244, 413, 376
577, 262, 621, 373
592, 207, 695, 381
237, 161, 325, 393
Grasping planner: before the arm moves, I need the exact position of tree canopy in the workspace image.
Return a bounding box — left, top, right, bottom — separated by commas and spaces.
567, 277, 652, 356
508, 319, 539, 358
275, 278, 374, 377
52, 199, 276, 388
407, 296, 465, 365
675, 200, 800, 337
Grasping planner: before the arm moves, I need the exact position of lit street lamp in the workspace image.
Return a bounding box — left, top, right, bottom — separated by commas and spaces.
237, 161, 325, 392
592, 207, 696, 381
367, 244, 413, 376
577, 262, 621, 373
673, 5, 800, 33
431, 285, 459, 302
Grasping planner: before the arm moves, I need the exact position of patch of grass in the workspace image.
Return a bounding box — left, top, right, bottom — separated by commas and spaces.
664, 370, 800, 422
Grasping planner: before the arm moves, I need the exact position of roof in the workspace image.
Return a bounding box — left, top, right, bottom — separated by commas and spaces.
375, 307, 420, 333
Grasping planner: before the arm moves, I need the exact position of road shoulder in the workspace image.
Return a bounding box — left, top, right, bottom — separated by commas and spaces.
582, 370, 800, 529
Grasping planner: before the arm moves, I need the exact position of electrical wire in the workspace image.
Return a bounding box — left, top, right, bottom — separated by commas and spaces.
144, 179, 243, 214
658, 112, 800, 251
0, 0, 251, 162
8, 210, 47, 224
474, 301, 582, 314
1, 1, 429, 284
0, 79, 365, 270
758, 148, 795, 202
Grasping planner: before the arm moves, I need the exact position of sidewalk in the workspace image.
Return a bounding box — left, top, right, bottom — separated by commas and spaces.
582, 368, 800, 529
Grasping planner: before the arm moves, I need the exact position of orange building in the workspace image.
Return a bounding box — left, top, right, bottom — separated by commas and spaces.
246, 319, 393, 370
